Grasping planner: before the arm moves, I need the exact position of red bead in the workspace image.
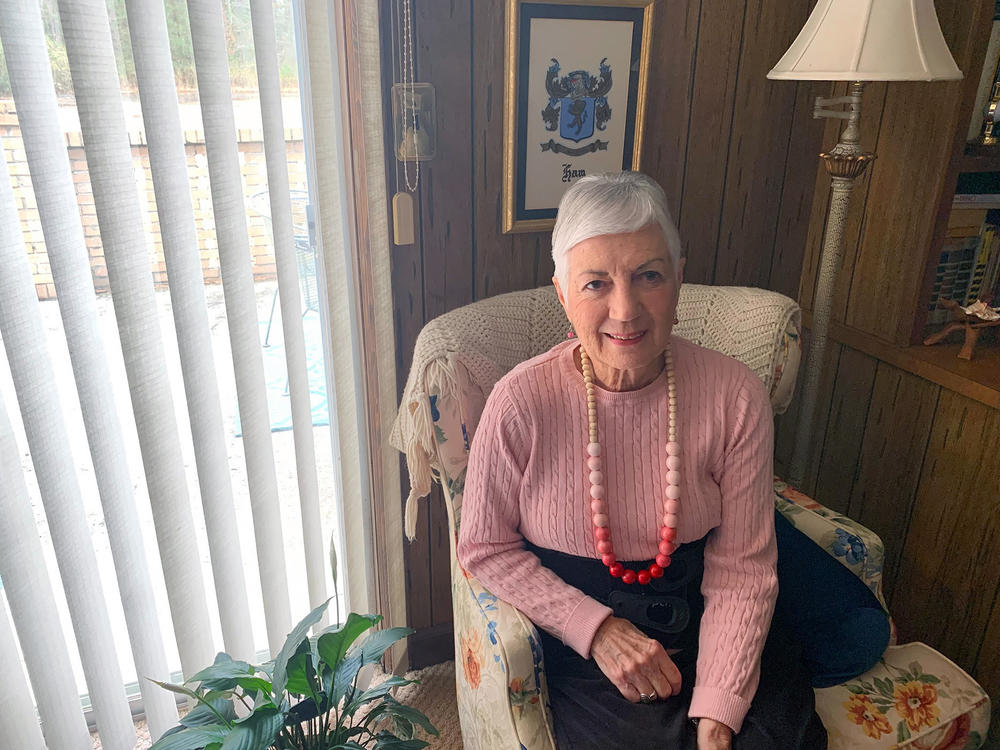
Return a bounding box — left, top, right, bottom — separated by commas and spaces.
637, 570, 651, 585
658, 540, 674, 555
649, 564, 664, 578
621, 569, 637, 585
655, 554, 672, 568
609, 563, 624, 578
595, 527, 611, 541
661, 526, 677, 542
601, 554, 617, 567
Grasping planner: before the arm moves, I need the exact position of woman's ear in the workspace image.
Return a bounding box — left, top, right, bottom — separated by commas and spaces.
553, 276, 568, 310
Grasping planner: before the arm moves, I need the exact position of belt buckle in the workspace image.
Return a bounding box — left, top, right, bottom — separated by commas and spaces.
608, 590, 690, 635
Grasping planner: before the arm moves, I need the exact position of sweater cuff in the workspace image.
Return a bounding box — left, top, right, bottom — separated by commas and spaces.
561, 596, 613, 659
689, 686, 752, 734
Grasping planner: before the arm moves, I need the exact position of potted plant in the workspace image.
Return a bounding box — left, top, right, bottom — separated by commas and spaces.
150, 599, 438, 749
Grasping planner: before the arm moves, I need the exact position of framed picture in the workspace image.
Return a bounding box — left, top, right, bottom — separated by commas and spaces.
502, 0, 654, 233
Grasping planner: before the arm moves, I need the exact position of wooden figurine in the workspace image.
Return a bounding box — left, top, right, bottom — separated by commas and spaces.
923, 299, 1000, 360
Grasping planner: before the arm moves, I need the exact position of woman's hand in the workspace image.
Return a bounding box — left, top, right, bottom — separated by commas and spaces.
590, 615, 681, 703
696, 718, 732, 749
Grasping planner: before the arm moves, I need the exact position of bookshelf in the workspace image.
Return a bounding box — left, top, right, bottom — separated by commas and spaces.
798, 0, 1000, 408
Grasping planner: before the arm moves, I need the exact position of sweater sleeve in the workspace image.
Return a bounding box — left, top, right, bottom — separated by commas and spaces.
688, 373, 778, 733
456, 380, 613, 658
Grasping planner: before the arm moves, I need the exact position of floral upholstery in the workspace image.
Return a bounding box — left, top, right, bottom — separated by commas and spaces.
397, 287, 990, 749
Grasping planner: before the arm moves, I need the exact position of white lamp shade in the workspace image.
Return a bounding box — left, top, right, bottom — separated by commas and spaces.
768, 0, 962, 81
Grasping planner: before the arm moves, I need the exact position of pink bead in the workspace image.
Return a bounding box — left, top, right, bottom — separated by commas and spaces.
659, 540, 674, 555
597, 540, 614, 555
665, 441, 680, 457
590, 499, 607, 515
589, 471, 604, 485
593, 513, 609, 527
664, 499, 680, 514
661, 527, 677, 542
587, 442, 602, 457
656, 554, 672, 568
666, 485, 681, 500
664, 513, 679, 528
666, 455, 681, 471
666, 470, 681, 486
590, 484, 606, 500
601, 553, 617, 567
621, 570, 637, 585
595, 527, 611, 541
587, 456, 602, 471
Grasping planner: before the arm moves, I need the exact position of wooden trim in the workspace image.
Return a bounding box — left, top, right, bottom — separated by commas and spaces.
803, 311, 1000, 409
336, 0, 394, 628
406, 622, 455, 669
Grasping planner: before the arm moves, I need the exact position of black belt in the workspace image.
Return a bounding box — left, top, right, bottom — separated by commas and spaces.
525, 535, 707, 642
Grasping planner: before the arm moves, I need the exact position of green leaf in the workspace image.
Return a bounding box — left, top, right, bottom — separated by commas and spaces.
380, 698, 438, 738
897, 720, 911, 743
234, 676, 274, 698
272, 599, 331, 698
357, 627, 413, 666
391, 715, 414, 739
317, 613, 380, 673
151, 725, 228, 750
846, 684, 865, 694
219, 707, 284, 750
874, 677, 894, 698
187, 653, 254, 691
284, 651, 318, 696
372, 732, 429, 750
347, 676, 414, 714
286, 697, 321, 724
332, 650, 364, 706
181, 696, 237, 728
919, 673, 940, 684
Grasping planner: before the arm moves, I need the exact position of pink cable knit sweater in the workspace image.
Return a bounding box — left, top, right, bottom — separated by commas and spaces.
456, 336, 778, 733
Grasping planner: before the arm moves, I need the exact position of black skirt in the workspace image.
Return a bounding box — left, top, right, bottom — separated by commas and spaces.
526, 537, 827, 750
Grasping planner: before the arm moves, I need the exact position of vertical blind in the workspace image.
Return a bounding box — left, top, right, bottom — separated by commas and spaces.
0, 0, 331, 746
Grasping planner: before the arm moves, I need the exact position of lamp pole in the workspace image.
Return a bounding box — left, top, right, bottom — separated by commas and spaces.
787, 82, 875, 488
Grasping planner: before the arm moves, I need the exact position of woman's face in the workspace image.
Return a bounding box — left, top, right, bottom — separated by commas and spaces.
554, 224, 683, 391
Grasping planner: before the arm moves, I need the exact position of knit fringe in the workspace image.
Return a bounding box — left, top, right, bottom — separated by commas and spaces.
401, 357, 459, 541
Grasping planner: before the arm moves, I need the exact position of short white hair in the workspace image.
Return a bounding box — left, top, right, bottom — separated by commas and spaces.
551, 171, 682, 290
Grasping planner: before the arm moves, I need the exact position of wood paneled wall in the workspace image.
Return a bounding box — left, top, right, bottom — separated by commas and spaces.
382, 0, 827, 666
775, 353, 1000, 745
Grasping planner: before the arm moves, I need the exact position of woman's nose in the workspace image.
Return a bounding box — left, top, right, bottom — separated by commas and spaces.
609, 285, 641, 321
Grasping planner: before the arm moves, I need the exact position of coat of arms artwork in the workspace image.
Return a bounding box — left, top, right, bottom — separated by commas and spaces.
502, 1, 654, 233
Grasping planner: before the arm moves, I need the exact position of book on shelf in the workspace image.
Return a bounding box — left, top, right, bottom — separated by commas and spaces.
928, 236, 980, 324
967, 9, 1000, 142
964, 220, 999, 305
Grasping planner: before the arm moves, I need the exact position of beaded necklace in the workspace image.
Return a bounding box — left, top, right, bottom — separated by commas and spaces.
580, 345, 679, 585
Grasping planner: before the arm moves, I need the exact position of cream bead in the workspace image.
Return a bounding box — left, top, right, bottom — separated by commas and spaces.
589, 471, 604, 485
666, 470, 681, 485
667, 455, 681, 470
587, 442, 601, 457
587, 456, 602, 471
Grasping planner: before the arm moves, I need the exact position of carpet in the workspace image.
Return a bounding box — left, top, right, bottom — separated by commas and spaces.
91, 660, 462, 749
234, 309, 329, 437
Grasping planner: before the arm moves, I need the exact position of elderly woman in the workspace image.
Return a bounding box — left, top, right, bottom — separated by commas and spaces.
457, 172, 827, 749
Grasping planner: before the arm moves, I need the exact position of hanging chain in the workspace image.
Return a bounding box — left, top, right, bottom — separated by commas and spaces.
400, 0, 419, 191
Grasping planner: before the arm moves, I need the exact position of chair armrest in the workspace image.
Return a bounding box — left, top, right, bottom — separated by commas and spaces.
452, 558, 556, 750
774, 479, 888, 611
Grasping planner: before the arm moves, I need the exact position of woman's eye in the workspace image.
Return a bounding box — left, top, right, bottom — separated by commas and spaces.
641, 271, 662, 283
584, 280, 605, 291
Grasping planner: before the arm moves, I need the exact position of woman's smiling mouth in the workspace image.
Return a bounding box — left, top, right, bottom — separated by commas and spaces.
604, 331, 647, 345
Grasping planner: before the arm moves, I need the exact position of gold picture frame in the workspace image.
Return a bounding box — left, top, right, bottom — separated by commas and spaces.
502, 0, 654, 234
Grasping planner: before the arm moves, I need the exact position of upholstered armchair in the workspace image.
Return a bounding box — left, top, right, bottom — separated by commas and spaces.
392, 284, 990, 750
